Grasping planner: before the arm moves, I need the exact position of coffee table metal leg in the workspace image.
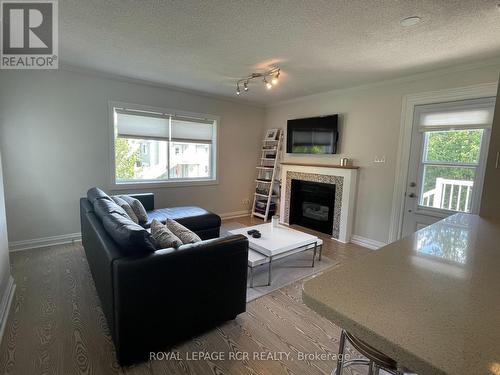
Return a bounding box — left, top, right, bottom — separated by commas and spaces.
267, 258, 272, 286
250, 267, 254, 288
312, 242, 317, 267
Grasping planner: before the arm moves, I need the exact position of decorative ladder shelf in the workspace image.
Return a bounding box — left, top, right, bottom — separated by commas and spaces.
252, 129, 283, 221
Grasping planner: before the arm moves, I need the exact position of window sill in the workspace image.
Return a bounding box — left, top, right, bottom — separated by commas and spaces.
110, 178, 218, 190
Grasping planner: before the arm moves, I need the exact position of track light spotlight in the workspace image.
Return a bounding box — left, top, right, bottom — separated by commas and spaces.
264, 78, 272, 90
236, 85, 241, 95
244, 81, 249, 91
271, 70, 280, 85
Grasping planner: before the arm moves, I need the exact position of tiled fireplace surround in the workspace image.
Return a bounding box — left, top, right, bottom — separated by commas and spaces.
279, 163, 358, 243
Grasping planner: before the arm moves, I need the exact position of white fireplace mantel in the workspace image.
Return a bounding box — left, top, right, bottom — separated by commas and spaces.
279, 163, 358, 243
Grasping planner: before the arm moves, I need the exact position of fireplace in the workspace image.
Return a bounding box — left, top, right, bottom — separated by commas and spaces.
281, 166, 357, 243
289, 179, 336, 235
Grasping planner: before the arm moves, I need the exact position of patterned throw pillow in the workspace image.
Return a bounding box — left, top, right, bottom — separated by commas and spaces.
120, 195, 148, 223
166, 218, 202, 244
150, 219, 182, 249
111, 196, 139, 224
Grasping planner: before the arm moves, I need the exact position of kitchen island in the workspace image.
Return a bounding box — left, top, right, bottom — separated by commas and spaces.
303, 214, 500, 375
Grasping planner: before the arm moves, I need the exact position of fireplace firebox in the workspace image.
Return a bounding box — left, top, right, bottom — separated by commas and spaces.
289, 179, 335, 235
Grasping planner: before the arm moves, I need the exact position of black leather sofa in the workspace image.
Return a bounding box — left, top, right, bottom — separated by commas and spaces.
80, 190, 248, 365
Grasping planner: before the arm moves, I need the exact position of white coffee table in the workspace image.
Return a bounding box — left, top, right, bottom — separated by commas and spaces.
229, 223, 323, 287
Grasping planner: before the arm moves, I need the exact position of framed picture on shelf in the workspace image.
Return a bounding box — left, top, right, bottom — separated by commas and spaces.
265, 128, 279, 141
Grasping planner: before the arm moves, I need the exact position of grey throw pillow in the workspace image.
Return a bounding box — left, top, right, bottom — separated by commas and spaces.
102, 212, 156, 254
166, 218, 202, 244
87, 187, 112, 205
150, 219, 182, 249
112, 196, 139, 224
93, 199, 129, 220
120, 195, 148, 223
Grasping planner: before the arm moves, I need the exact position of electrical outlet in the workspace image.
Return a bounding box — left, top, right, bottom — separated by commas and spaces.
374, 156, 386, 164
242, 198, 250, 205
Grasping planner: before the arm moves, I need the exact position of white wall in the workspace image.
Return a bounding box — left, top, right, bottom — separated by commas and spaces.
1, 62, 499, 247
0, 149, 12, 303
265, 63, 500, 243
0, 69, 265, 244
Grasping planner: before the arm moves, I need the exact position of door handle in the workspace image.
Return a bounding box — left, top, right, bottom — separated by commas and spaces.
408, 193, 417, 198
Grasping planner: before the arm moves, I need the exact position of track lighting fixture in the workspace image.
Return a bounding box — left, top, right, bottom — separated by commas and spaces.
271, 70, 280, 85
235, 67, 280, 95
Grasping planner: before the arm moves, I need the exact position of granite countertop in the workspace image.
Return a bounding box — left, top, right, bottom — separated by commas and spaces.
303, 213, 500, 375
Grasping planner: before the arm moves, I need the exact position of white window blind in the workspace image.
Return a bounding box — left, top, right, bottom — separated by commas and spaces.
115, 109, 169, 140
417, 102, 495, 132
171, 116, 214, 143
115, 109, 214, 143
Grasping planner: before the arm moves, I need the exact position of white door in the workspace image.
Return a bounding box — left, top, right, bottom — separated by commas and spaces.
401, 97, 495, 237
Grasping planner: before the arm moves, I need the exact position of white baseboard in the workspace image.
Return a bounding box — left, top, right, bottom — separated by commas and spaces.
0, 276, 15, 345
8, 210, 251, 251
9, 232, 82, 252
219, 210, 251, 220
8, 226, 386, 253
330, 236, 348, 244
350, 235, 387, 250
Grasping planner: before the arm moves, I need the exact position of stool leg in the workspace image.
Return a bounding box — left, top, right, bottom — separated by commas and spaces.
332, 330, 347, 375
368, 360, 374, 375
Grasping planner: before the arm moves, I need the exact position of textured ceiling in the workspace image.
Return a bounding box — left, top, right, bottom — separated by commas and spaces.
59, 0, 500, 104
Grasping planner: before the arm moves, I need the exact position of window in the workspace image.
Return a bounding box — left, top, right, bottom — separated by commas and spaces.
416, 100, 494, 213
420, 129, 483, 212
110, 103, 217, 187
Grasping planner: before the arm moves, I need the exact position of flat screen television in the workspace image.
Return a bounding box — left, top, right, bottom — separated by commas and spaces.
286, 114, 339, 154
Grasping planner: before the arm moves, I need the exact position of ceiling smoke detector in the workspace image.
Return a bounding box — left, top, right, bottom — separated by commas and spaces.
400, 16, 422, 27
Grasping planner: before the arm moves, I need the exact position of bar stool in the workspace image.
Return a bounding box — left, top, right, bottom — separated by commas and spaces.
333, 330, 413, 375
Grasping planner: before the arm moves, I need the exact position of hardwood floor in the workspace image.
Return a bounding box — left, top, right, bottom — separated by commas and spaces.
0, 217, 371, 375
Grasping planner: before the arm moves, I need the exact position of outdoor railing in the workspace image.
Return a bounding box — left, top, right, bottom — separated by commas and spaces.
421, 178, 473, 212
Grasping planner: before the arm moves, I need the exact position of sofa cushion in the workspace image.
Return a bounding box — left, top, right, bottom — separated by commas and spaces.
102, 212, 156, 254
87, 187, 113, 205
144, 207, 221, 232
112, 196, 139, 224
150, 219, 182, 249
166, 218, 202, 244
94, 198, 129, 221
120, 195, 148, 223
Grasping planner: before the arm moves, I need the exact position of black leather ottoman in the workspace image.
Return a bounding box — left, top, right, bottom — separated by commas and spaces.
144, 206, 221, 239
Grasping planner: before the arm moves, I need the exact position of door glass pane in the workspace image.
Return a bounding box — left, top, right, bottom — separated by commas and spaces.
420, 165, 476, 212
424, 129, 483, 164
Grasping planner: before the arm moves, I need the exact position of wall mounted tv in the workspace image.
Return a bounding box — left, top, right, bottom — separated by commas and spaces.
286, 114, 339, 154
